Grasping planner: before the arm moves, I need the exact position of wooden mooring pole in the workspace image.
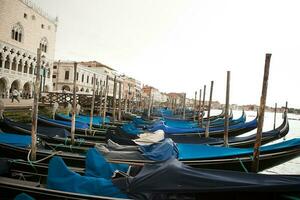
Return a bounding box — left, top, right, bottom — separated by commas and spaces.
193, 91, 197, 121
112, 76, 117, 124
183, 93, 186, 119
205, 81, 214, 138
198, 89, 202, 125
252, 53, 272, 173
118, 81, 122, 121
98, 81, 103, 121
224, 71, 230, 147
89, 74, 96, 131
102, 75, 109, 126
201, 85, 206, 127
147, 89, 152, 119
70, 62, 77, 145
31, 48, 41, 160
273, 103, 277, 130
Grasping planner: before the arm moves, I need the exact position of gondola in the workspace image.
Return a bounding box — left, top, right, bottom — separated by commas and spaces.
107, 112, 289, 148
0, 117, 105, 145
147, 113, 258, 136
162, 110, 241, 129
96, 137, 300, 172
162, 109, 226, 121
37, 115, 107, 137
55, 113, 121, 128
1, 151, 300, 200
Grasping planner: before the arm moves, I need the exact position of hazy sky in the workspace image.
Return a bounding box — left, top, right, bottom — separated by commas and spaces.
34, 0, 300, 108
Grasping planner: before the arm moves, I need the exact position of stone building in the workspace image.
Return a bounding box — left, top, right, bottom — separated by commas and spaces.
52, 61, 107, 94
0, 0, 57, 98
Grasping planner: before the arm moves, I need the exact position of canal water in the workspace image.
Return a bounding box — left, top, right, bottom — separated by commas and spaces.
229, 110, 300, 174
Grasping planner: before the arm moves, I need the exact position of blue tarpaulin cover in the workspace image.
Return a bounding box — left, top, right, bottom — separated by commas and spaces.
148, 117, 257, 134
47, 156, 127, 198
121, 123, 143, 135
39, 115, 89, 129
0, 133, 31, 147
14, 193, 35, 200
177, 138, 300, 160
140, 138, 179, 161
85, 148, 129, 179
57, 113, 110, 125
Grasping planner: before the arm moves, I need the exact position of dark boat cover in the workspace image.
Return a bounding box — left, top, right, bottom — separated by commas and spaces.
113, 158, 300, 199
2, 118, 70, 138
47, 156, 127, 198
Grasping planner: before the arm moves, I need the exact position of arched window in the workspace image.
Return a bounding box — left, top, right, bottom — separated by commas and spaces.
11, 23, 23, 42
39, 37, 48, 53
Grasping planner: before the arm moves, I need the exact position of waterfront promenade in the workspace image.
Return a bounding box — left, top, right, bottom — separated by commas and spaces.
0, 98, 33, 109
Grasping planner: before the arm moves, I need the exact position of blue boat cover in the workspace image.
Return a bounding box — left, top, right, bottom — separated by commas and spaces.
57, 113, 110, 125
47, 156, 127, 198
121, 123, 143, 135
85, 148, 129, 179
78, 114, 110, 124
140, 138, 179, 161
0, 133, 31, 147
148, 117, 257, 134
39, 116, 89, 129
14, 193, 35, 200
177, 138, 300, 160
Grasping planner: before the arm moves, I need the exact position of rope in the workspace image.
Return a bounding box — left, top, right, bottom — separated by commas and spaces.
27, 149, 63, 164
236, 157, 248, 173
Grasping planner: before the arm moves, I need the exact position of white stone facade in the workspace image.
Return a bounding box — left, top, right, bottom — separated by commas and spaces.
53, 61, 114, 95
0, 0, 57, 98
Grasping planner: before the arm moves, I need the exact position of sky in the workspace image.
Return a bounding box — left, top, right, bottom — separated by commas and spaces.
34, 0, 300, 108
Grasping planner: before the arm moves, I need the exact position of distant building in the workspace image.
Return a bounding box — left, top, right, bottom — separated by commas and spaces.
0, 0, 57, 98
52, 61, 107, 94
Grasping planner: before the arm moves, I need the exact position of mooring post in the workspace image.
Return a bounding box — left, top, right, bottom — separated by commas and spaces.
89, 73, 96, 131
205, 81, 214, 138
193, 91, 197, 121
102, 75, 109, 126
0, 100, 4, 119
201, 85, 206, 127
183, 93, 186, 119
70, 62, 77, 145
198, 89, 202, 125
147, 88, 152, 119
273, 103, 277, 130
112, 76, 117, 124
252, 53, 272, 173
118, 81, 122, 121
98, 80, 103, 121
224, 71, 230, 147
31, 48, 41, 161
